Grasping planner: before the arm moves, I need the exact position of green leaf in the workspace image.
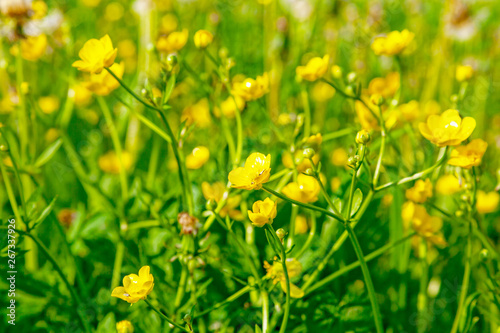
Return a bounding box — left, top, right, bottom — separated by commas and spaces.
333, 198, 343, 214
163, 73, 176, 105
33, 138, 63, 168
350, 189, 363, 217
96, 312, 116, 333
31, 196, 58, 229
255, 325, 263, 333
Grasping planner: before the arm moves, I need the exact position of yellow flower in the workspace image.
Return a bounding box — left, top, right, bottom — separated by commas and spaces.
436, 174, 461, 195
402, 201, 446, 246
405, 179, 433, 204
448, 139, 488, 169
38, 96, 60, 114
331, 147, 348, 167
398, 100, 420, 122
248, 198, 277, 227
282, 151, 319, 173
160, 13, 178, 34
21, 34, 48, 61
215, 95, 246, 118
181, 98, 211, 128
355, 99, 380, 131
186, 146, 210, 169
456, 65, 474, 82
232, 73, 269, 101
264, 258, 304, 298
83, 62, 124, 96
44, 128, 59, 143
330, 177, 341, 192
111, 266, 154, 304
31, 1, 47, 19
71, 84, 93, 107
201, 182, 242, 220
367, 72, 400, 98
282, 174, 320, 203
476, 191, 499, 214
311, 81, 336, 102
72, 35, 117, 74
295, 214, 309, 234
156, 29, 188, 53
116, 320, 134, 333
194, 30, 213, 48
296, 55, 329, 81
98, 150, 133, 174
419, 109, 476, 147
371, 29, 414, 56
228, 153, 271, 190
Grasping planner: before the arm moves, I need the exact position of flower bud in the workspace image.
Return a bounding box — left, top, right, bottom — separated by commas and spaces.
116, 320, 134, 333
304, 168, 314, 176
165, 54, 178, 71
347, 72, 357, 83
331, 65, 342, 79
355, 129, 371, 145
276, 228, 286, 241
370, 94, 384, 106
450, 94, 458, 103
345, 85, 354, 96
479, 249, 489, 262
193, 30, 213, 49
302, 148, 316, 160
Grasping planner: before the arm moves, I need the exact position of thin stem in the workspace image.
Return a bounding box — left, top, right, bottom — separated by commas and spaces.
300, 88, 311, 138
144, 298, 192, 332
110, 241, 125, 305
193, 285, 252, 318
451, 225, 472, 333
417, 239, 428, 333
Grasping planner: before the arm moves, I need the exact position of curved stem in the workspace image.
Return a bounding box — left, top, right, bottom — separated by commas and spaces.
144, 298, 192, 332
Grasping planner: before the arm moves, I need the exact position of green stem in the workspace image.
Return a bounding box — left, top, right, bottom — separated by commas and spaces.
322, 128, 355, 142
262, 290, 270, 333
193, 285, 252, 318
144, 298, 192, 332
110, 241, 125, 305
0, 155, 24, 227
300, 88, 311, 138
417, 239, 428, 333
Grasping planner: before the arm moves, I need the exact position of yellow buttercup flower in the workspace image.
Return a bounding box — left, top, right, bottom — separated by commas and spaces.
38, 96, 60, 114
156, 29, 188, 53
71, 84, 93, 107
448, 139, 487, 169
201, 182, 243, 220
405, 179, 433, 204
282, 150, 319, 173
116, 320, 134, 333
402, 201, 446, 246
330, 176, 342, 192
367, 72, 400, 98
20, 34, 48, 61
181, 98, 211, 128
194, 29, 213, 48
264, 258, 304, 298
31, 1, 47, 19
72, 35, 117, 74
398, 100, 420, 122
248, 198, 277, 227
98, 150, 133, 174
83, 62, 124, 96
311, 81, 336, 102
186, 146, 210, 169
436, 174, 461, 195
228, 153, 271, 190
355, 99, 380, 131
476, 191, 499, 214
214, 95, 246, 118
111, 266, 154, 304
282, 174, 320, 203
294, 214, 309, 234
419, 109, 476, 147
296, 55, 329, 81
371, 29, 414, 56
232, 73, 269, 101
331, 147, 348, 167
456, 65, 474, 82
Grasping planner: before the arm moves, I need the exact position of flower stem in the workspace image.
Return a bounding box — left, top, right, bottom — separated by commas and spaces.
144, 298, 192, 332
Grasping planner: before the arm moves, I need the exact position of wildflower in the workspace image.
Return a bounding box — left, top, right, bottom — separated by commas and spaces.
71, 84, 93, 107
38, 96, 60, 114
201, 182, 243, 220
402, 201, 446, 246
215, 95, 246, 118
282, 150, 319, 173
72, 35, 117, 74
20, 34, 48, 61
181, 98, 211, 128
116, 320, 134, 333
232, 73, 269, 101
398, 100, 420, 122
178, 212, 201, 235
44, 128, 59, 142
186, 146, 210, 169
367, 72, 400, 98
111, 266, 154, 304
330, 177, 341, 192
31, 1, 47, 19
456, 65, 474, 82
304, 133, 322, 149
331, 148, 348, 167
476, 191, 499, 214
419, 109, 476, 147
282, 174, 320, 203
98, 150, 133, 174
382, 194, 393, 207
83, 62, 124, 96
57, 209, 77, 227
194, 30, 213, 48
156, 29, 188, 53
331, 65, 342, 79
248, 198, 277, 227
311, 81, 335, 102
160, 13, 178, 34
355, 99, 380, 131
228, 153, 271, 190
295, 215, 308, 234
355, 129, 371, 145
447, 139, 487, 169
296, 55, 329, 81
436, 174, 461, 195
371, 29, 414, 56
406, 179, 433, 204
264, 258, 304, 298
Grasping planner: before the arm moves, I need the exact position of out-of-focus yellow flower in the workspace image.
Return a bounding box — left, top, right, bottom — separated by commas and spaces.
355, 129, 371, 145
402, 201, 446, 246
448, 139, 487, 169
419, 109, 476, 147
20, 34, 47, 61
232, 73, 269, 101
264, 258, 304, 298
83, 62, 124, 96
296, 55, 329, 81
371, 29, 414, 56
248, 197, 277, 227
160, 13, 178, 34
3, 156, 13, 167
295, 214, 308, 234
406, 179, 433, 203
476, 191, 499, 214
304, 133, 323, 148
105, 2, 124, 21
156, 29, 188, 53
355, 99, 380, 131
194, 30, 213, 48
31, 1, 47, 19
72, 35, 117, 74
331, 65, 342, 79
98, 150, 133, 174
38, 96, 60, 114
228, 153, 271, 190
45, 128, 59, 142
367, 72, 400, 98
398, 100, 420, 122
111, 266, 154, 304
80, 0, 101, 8
330, 176, 341, 192
118, 39, 138, 73
214, 95, 246, 118
382, 193, 393, 207
116, 320, 134, 333
201, 182, 242, 220
71, 84, 93, 107
311, 81, 335, 102
181, 98, 211, 128
331, 147, 348, 167
282, 174, 320, 203
456, 65, 474, 82
282, 151, 319, 173
186, 146, 210, 169
436, 174, 461, 195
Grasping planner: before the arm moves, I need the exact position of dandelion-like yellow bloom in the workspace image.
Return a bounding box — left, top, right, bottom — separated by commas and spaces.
402, 201, 446, 246
232, 73, 269, 101
111, 266, 154, 304
156, 29, 188, 53
72, 35, 117, 74
186, 146, 210, 169
98, 150, 133, 174
248, 198, 277, 227
436, 174, 461, 195
419, 109, 476, 147
405, 179, 433, 204
456, 65, 474, 82
296, 55, 329, 81
448, 139, 487, 169
264, 258, 304, 298
116, 320, 134, 333
282, 174, 320, 203
194, 29, 213, 48
201, 182, 243, 220
476, 191, 499, 214
20, 34, 48, 61
83, 62, 124, 96
371, 29, 414, 56
228, 153, 271, 190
